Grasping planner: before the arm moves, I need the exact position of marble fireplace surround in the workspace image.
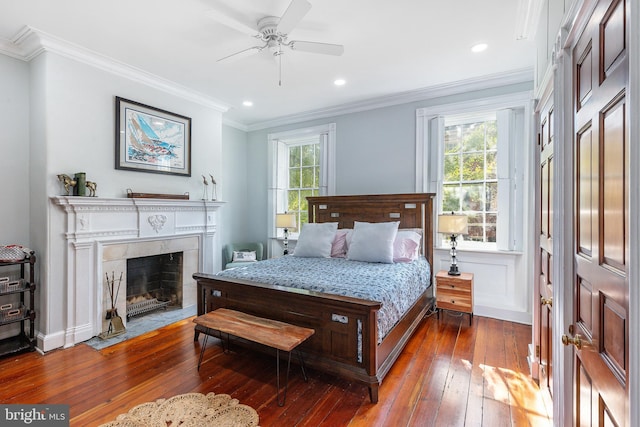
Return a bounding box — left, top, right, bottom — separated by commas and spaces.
52, 196, 223, 348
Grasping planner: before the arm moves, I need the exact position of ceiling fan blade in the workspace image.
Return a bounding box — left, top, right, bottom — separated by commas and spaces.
217, 46, 263, 63
289, 41, 344, 56
206, 9, 260, 37
277, 0, 312, 35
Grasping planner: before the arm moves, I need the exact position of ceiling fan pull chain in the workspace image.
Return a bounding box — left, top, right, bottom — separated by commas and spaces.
279, 50, 282, 87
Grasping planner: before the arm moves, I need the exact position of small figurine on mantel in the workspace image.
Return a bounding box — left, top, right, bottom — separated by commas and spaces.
57, 174, 77, 196
201, 175, 208, 200
86, 181, 97, 197
209, 174, 217, 201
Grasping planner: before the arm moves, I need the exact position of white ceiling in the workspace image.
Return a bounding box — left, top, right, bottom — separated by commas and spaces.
0, 0, 537, 129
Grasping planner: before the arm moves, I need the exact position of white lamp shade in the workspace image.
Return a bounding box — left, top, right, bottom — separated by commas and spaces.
438, 214, 468, 235
276, 213, 297, 229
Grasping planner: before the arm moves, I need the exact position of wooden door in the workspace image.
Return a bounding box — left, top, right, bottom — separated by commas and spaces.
538, 95, 554, 409
570, 0, 629, 425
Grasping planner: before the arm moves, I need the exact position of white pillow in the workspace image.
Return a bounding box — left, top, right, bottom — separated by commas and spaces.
293, 222, 339, 258
347, 221, 400, 263
232, 250, 257, 262
393, 230, 422, 262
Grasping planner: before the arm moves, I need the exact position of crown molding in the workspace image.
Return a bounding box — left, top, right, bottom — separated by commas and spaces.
222, 117, 249, 132
244, 68, 534, 132
514, 0, 545, 40
9, 26, 230, 113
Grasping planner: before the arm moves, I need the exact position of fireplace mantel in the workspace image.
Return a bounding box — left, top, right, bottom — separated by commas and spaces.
49, 196, 224, 350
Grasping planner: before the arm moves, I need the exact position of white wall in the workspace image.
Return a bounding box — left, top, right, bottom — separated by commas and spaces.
0, 54, 31, 340
0, 54, 30, 244
220, 125, 252, 254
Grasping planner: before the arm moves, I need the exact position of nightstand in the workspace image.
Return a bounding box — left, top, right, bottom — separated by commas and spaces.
435, 270, 474, 325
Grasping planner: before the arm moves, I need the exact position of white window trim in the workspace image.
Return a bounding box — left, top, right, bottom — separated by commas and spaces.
416, 92, 532, 252
268, 123, 336, 241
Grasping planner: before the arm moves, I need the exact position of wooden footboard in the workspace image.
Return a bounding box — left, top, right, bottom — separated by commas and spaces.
193, 273, 434, 402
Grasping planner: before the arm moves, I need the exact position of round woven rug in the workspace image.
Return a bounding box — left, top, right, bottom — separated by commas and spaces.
99, 392, 259, 427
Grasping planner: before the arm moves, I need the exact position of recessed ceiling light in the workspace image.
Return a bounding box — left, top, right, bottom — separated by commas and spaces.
471, 43, 488, 53
242, 100, 253, 107
334, 79, 346, 86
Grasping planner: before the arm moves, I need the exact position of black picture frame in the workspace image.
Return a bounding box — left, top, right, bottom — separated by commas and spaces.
115, 96, 191, 176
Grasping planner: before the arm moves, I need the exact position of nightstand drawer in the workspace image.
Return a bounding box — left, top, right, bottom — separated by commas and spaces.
437, 279, 471, 293
436, 291, 472, 312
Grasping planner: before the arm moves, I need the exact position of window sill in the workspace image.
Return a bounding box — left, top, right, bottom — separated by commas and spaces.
435, 246, 523, 256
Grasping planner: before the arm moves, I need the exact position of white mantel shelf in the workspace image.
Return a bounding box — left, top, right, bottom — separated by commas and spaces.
46, 196, 225, 351
52, 196, 225, 242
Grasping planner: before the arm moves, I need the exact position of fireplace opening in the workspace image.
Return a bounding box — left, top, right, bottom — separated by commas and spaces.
126, 252, 183, 319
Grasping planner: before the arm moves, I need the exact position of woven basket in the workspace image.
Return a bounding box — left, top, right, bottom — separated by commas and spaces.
0, 278, 26, 294
0, 245, 28, 262
0, 303, 26, 322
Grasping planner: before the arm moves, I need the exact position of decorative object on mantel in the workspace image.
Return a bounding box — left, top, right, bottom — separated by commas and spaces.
115, 97, 192, 177
99, 272, 125, 340
201, 175, 209, 200
86, 181, 97, 197
209, 174, 217, 201
126, 189, 190, 200
57, 174, 77, 196
74, 172, 86, 196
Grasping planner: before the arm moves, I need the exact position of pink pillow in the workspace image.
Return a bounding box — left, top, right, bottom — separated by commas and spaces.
330, 229, 351, 258
393, 230, 422, 262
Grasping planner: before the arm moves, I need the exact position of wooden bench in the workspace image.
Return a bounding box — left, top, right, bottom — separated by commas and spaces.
193, 308, 315, 406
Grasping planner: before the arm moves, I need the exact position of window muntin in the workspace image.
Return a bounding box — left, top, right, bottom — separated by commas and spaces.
442, 118, 498, 244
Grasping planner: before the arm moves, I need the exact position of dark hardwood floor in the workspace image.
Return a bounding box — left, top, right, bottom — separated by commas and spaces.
0, 311, 551, 426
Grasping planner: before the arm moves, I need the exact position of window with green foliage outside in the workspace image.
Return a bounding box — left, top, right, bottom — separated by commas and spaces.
443, 119, 498, 243
287, 143, 320, 230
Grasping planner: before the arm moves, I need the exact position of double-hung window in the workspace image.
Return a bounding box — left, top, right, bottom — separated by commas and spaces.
285, 141, 321, 229
443, 115, 498, 243
268, 124, 336, 242
416, 92, 530, 252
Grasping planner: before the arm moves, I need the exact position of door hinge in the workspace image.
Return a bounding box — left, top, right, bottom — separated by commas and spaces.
535, 344, 540, 358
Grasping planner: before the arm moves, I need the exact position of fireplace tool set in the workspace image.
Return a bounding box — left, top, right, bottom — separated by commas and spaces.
99, 271, 126, 339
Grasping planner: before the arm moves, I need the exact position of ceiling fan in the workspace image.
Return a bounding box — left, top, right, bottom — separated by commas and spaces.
209, 0, 344, 85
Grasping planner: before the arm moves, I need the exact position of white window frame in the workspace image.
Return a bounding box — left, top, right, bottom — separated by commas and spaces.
268, 123, 336, 242
416, 92, 531, 252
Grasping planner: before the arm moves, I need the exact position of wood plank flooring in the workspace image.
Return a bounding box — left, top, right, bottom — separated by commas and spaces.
0, 311, 552, 426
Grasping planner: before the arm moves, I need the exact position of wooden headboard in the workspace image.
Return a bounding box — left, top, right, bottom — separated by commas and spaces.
307, 193, 436, 269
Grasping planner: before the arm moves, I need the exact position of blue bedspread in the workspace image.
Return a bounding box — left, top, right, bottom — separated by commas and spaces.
217, 255, 431, 342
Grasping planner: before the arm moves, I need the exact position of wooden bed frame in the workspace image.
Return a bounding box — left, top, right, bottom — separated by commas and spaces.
193, 193, 436, 403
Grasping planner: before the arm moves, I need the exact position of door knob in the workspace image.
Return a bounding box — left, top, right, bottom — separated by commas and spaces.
540, 296, 553, 307
562, 333, 582, 350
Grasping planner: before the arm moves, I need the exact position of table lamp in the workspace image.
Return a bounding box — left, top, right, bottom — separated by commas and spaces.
276, 213, 297, 255
438, 212, 468, 276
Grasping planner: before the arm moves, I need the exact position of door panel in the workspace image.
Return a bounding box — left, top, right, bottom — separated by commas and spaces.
571, 0, 629, 425
537, 95, 554, 406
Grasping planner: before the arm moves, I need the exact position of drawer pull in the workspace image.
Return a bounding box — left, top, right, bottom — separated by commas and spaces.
211, 289, 222, 297
450, 300, 455, 304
